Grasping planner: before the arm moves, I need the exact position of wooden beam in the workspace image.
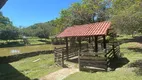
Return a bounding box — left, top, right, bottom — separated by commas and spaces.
94, 36, 98, 52
65, 37, 69, 60
103, 35, 106, 49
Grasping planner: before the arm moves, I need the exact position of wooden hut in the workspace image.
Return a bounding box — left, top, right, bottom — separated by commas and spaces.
54, 21, 120, 71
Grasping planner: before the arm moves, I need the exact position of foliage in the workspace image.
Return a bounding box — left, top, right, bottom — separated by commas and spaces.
0, 29, 19, 40
0, 12, 19, 40
22, 21, 53, 38
110, 0, 142, 34
52, 0, 109, 34
24, 0, 111, 36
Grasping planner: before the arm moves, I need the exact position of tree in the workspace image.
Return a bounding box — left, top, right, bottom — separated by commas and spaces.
23, 0, 112, 37
110, 0, 142, 35
36, 23, 52, 38
0, 12, 19, 40
22, 21, 54, 38
0, 29, 19, 40
51, 0, 108, 35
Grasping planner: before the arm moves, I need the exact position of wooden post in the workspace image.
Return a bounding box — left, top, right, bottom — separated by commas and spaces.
78, 50, 81, 71
65, 37, 69, 60
54, 47, 56, 63
79, 37, 82, 52
62, 48, 64, 67
103, 35, 106, 49
89, 37, 91, 43
78, 37, 82, 71
94, 36, 98, 52
112, 43, 115, 58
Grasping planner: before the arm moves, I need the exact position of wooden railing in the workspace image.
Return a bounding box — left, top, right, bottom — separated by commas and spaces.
78, 51, 107, 71
78, 42, 120, 71
54, 47, 65, 67
105, 42, 120, 67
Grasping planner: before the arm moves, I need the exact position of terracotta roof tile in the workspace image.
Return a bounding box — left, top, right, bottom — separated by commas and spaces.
57, 21, 111, 38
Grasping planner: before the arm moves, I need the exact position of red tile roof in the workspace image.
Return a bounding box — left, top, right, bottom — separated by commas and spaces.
57, 21, 111, 38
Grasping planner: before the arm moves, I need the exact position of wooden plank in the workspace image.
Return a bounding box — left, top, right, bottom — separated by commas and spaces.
80, 63, 107, 69
80, 56, 106, 61
80, 60, 107, 64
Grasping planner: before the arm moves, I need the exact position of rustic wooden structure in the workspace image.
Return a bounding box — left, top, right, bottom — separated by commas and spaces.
54, 21, 120, 71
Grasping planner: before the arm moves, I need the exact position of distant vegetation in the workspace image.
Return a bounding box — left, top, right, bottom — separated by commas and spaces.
0, 12, 19, 41
22, 0, 142, 37
0, 0, 142, 43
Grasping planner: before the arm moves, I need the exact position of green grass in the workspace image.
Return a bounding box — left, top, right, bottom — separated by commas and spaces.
64, 35, 142, 80
0, 54, 61, 80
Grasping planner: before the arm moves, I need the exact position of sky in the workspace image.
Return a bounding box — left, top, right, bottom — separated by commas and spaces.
1, 0, 80, 27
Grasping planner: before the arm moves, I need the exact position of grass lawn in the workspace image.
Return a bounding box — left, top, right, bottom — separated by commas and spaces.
64, 35, 142, 80
0, 54, 61, 80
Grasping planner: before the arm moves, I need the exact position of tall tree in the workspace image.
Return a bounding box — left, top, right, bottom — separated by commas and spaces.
110, 0, 142, 35
0, 12, 19, 40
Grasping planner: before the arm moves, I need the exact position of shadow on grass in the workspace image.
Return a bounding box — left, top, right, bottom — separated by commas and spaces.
109, 57, 129, 70
119, 36, 142, 44
0, 64, 30, 80
128, 60, 142, 76
128, 47, 142, 53
38, 40, 51, 44
0, 42, 25, 48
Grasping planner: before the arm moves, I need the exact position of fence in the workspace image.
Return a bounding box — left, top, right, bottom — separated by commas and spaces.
54, 47, 65, 67
79, 42, 120, 71
78, 51, 107, 71
105, 42, 120, 67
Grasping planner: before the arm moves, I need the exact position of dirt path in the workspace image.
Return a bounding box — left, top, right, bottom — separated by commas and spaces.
40, 68, 78, 80
40, 63, 79, 80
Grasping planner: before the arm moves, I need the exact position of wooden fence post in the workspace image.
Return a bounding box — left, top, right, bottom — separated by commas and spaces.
78, 50, 81, 71
62, 48, 64, 67
65, 37, 69, 60
94, 36, 98, 52
54, 47, 56, 63
112, 43, 115, 58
